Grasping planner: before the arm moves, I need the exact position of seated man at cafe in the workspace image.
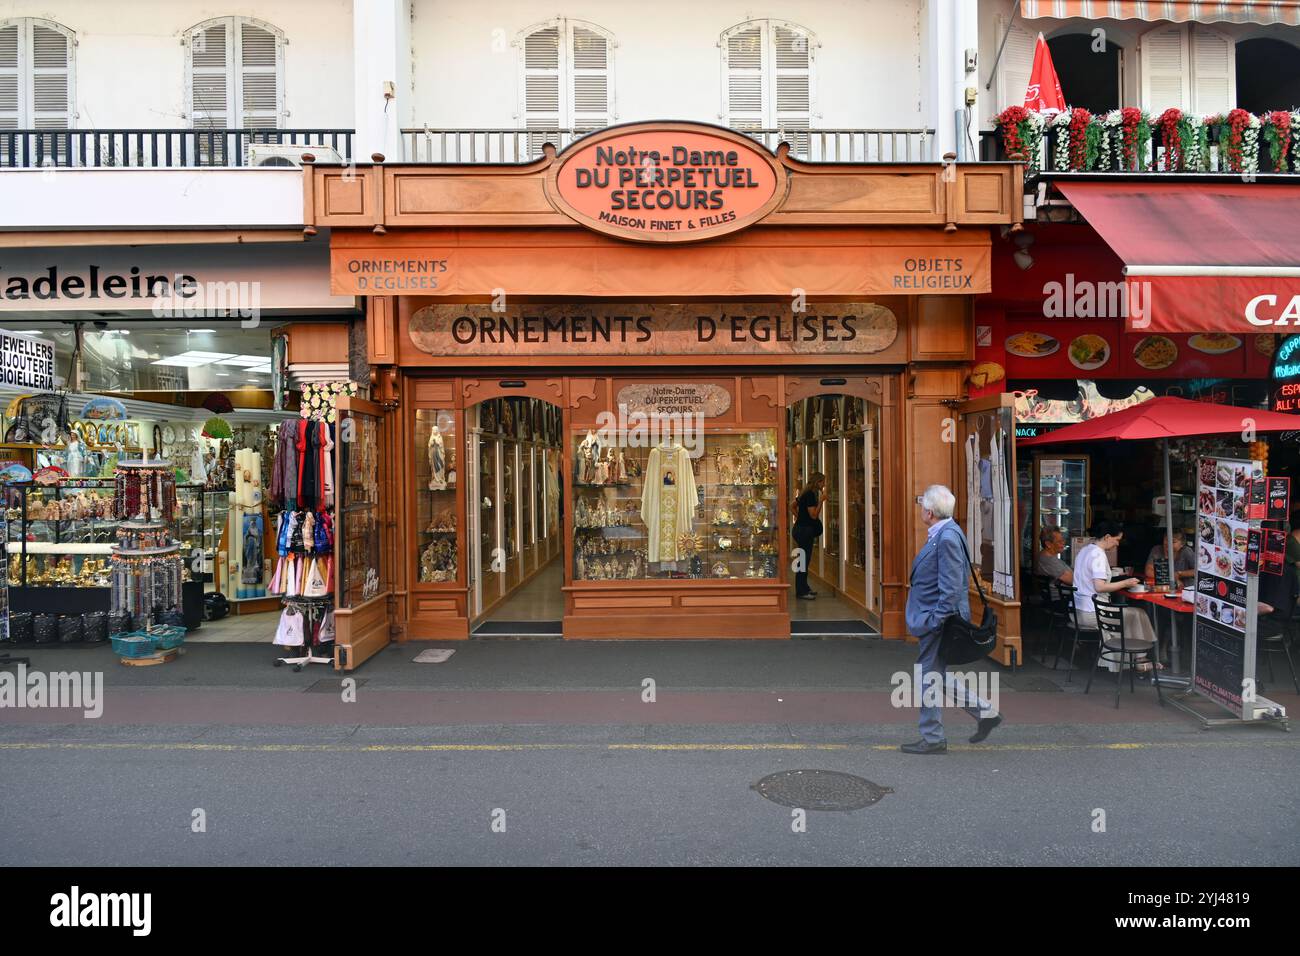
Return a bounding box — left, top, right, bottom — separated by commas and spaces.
1035, 526, 1073, 600
1143, 530, 1195, 586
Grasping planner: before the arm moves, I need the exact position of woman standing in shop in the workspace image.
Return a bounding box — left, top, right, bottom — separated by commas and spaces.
1072, 519, 1159, 671
791, 473, 825, 600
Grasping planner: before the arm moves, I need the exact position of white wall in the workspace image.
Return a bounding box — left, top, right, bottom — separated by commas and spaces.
409, 0, 927, 130
0, 0, 354, 129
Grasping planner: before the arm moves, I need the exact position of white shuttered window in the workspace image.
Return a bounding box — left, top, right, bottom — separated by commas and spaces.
0, 18, 74, 131
1140, 24, 1235, 113
721, 20, 815, 143
518, 18, 613, 149
186, 17, 284, 131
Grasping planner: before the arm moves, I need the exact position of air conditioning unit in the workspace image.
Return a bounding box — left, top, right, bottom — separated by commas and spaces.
246, 143, 343, 168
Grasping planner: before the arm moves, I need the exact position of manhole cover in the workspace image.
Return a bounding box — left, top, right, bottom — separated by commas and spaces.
751, 770, 893, 811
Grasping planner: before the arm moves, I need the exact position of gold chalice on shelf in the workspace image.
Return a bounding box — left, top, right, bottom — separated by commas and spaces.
742, 500, 767, 577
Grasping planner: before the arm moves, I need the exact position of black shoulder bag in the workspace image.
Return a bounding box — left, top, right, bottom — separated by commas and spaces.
939, 541, 999, 665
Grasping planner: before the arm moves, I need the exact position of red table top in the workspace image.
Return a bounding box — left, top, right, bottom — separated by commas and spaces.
1126, 590, 1195, 613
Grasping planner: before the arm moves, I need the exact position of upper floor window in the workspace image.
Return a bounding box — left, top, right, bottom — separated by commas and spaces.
0, 18, 75, 130
1046, 33, 1123, 114
1234, 36, 1300, 114
186, 16, 284, 130
518, 18, 614, 139
1139, 23, 1233, 115
721, 19, 815, 141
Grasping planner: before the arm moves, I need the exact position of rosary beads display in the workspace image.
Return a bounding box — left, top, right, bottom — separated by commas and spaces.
109, 459, 182, 628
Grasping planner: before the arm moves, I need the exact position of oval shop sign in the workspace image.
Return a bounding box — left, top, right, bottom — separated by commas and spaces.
544, 122, 787, 243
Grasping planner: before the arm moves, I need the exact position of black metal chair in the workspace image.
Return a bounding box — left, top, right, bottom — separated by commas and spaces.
1087, 596, 1163, 708
1036, 575, 1071, 664
1054, 584, 1100, 682
1258, 609, 1300, 696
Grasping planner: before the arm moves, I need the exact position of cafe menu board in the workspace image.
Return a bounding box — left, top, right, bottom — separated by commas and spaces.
1191, 456, 1263, 718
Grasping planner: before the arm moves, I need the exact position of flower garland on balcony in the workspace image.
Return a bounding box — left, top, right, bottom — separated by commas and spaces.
1263, 110, 1293, 172
1117, 107, 1151, 171
1156, 108, 1184, 171
1050, 107, 1096, 171
1219, 108, 1260, 175
997, 105, 1045, 174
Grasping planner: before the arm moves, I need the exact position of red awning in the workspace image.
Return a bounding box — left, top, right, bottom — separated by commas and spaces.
1056, 181, 1300, 334
1018, 396, 1300, 446
1021, 1, 1300, 25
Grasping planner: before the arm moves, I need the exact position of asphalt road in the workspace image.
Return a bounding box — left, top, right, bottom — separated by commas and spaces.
2, 720, 1296, 866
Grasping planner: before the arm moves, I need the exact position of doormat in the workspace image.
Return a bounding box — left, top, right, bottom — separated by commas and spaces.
413, 648, 456, 664
791, 620, 879, 637
472, 621, 563, 637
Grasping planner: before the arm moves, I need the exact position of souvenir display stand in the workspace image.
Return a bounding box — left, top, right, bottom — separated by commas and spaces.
269, 416, 338, 670
108, 458, 185, 665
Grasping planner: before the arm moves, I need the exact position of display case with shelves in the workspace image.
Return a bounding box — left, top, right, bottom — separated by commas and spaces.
1034, 455, 1089, 566
415, 409, 458, 585
338, 409, 383, 608
571, 431, 780, 581
4, 480, 118, 591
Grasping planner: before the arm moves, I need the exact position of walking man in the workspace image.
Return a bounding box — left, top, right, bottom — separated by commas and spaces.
901, 484, 1001, 754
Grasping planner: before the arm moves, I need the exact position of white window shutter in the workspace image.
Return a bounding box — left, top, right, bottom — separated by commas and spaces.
568, 25, 609, 133
28, 23, 70, 129
522, 24, 561, 152
238, 21, 281, 129
995, 19, 1036, 113
1190, 27, 1234, 115
723, 24, 766, 133
1140, 24, 1190, 112
0, 24, 20, 130
189, 20, 232, 130
772, 24, 811, 153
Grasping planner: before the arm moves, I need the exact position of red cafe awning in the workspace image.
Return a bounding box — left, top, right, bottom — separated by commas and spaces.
1020, 1, 1300, 25
1056, 181, 1300, 334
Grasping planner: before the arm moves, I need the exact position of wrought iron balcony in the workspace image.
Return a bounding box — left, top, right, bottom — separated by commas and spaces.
401, 127, 937, 164
0, 128, 354, 169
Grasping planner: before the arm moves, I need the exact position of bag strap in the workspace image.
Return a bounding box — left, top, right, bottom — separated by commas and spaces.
956, 528, 990, 611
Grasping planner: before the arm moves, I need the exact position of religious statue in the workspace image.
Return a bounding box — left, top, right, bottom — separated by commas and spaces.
427, 424, 447, 490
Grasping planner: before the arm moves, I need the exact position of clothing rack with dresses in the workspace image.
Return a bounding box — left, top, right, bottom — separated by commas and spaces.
269, 417, 337, 669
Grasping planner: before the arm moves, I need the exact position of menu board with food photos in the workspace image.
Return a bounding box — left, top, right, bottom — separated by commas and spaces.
1192, 456, 1263, 718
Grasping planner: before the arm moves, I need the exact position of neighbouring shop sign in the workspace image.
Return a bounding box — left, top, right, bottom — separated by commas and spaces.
0, 330, 54, 389
1191, 456, 1263, 718
408, 303, 899, 357
543, 123, 786, 243
617, 384, 731, 418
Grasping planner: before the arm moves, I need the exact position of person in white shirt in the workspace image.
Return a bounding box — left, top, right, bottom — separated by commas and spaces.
1073, 520, 1158, 671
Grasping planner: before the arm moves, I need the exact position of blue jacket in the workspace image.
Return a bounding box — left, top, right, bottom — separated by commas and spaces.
905, 519, 972, 638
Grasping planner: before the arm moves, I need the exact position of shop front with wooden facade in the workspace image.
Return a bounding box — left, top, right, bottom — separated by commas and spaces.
301, 122, 1023, 668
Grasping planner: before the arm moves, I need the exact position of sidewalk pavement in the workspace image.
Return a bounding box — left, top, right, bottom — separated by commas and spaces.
4, 636, 1291, 729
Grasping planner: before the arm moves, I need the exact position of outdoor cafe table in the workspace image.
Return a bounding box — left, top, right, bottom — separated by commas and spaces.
1125, 589, 1194, 675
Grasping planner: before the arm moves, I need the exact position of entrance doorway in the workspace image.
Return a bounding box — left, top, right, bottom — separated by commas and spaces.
787, 393, 883, 633
463, 396, 564, 634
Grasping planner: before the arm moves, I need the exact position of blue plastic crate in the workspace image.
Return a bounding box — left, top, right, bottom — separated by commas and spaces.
147, 625, 186, 651
110, 633, 157, 659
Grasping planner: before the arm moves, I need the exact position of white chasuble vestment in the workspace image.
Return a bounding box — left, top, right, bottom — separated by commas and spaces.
640, 444, 699, 563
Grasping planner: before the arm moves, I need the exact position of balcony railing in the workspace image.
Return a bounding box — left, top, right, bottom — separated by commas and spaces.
401, 127, 937, 164
0, 128, 354, 169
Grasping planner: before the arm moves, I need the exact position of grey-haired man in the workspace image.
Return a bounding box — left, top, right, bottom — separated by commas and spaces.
901, 484, 1001, 754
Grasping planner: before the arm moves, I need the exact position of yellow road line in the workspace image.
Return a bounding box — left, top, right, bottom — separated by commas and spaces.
0, 739, 1293, 754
